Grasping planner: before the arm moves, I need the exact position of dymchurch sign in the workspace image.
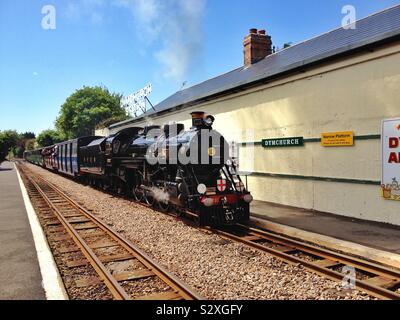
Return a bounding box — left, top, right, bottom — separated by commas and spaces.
262, 137, 304, 148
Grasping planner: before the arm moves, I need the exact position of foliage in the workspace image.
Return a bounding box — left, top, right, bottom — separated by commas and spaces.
14, 132, 37, 158
55, 86, 128, 139
95, 115, 131, 130
24, 138, 36, 151
21, 132, 36, 140
0, 130, 20, 162
36, 129, 63, 147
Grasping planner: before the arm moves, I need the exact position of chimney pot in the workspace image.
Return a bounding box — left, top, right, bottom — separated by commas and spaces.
243, 28, 272, 67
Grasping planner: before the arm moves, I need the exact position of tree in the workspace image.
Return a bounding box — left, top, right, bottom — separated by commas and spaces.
56, 86, 128, 139
37, 129, 63, 147
21, 132, 36, 140
95, 115, 131, 130
0, 130, 20, 162
24, 138, 36, 151
13, 132, 37, 158
283, 42, 292, 49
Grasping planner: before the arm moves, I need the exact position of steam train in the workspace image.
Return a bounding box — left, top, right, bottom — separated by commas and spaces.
24, 112, 253, 226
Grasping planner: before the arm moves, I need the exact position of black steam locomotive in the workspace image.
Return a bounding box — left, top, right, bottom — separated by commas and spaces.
24, 112, 253, 226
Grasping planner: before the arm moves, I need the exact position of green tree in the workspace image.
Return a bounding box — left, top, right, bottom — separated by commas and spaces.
21, 132, 35, 140
37, 129, 62, 147
14, 132, 37, 158
95, 114, 131, 130
24, 138, 36, 151
56, 86, 128, 139
0, 130, 20, 162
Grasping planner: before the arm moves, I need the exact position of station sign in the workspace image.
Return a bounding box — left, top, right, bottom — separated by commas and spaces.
381, 118, 400, 201
321, 131, 354, 147
120, 83, 152, 117
262, 137, 304, 148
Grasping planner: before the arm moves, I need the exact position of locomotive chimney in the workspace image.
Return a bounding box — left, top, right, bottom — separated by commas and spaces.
190, 111, 205, 128
243, 28, 272, 67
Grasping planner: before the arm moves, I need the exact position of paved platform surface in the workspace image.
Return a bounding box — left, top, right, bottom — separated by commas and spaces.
251, 200, 400, 254
0, 161, 45, 300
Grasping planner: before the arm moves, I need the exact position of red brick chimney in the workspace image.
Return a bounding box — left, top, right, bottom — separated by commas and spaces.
243, 28, 272, 66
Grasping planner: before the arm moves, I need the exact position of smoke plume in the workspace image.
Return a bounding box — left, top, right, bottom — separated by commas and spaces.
114, 0, 207, 85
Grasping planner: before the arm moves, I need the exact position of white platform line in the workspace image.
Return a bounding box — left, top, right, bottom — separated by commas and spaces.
15, 164, 69, 300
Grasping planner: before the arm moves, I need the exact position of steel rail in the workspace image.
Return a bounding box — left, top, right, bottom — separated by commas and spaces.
210, 225, 400, 300
17, 163, 201, 301
19, 161, 400, 300
41, 176, 202, 300
238, 224, 400, 279
24, 170, 130, 300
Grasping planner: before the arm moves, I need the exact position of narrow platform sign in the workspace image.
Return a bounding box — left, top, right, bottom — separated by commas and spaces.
321, 131, 354, 147
381, 118, 400, 201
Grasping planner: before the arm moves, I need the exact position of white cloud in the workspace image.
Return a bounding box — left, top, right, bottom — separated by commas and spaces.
65, 0, 106, 25
113, 0, 207, 84
33, 72, 39, 76
63, 0, 207, 85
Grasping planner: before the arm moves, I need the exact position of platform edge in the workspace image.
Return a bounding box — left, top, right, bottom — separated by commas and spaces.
15, 163, 69, 300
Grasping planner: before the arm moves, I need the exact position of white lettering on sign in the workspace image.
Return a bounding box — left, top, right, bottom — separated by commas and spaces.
381, 118, 400, 201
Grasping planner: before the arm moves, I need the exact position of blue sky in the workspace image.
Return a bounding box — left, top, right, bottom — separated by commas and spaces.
1, 0, 399, 134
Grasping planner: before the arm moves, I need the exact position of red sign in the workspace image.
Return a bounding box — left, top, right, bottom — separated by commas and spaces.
217, 179, 226, 192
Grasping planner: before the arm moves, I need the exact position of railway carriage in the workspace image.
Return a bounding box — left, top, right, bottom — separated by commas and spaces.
24, 148, 44, 166
42, 146, 58, 171
55, 137, 102, 177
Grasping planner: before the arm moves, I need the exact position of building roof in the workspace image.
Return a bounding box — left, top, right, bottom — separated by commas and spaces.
111, 4, 400, 129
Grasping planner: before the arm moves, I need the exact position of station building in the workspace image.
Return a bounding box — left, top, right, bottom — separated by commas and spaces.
98, 6, 400, 226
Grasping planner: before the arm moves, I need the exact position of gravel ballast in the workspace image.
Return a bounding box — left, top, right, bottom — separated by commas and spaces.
26, 163, 373, 300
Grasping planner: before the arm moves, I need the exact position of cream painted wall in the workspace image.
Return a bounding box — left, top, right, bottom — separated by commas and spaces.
107, 42, 400, 225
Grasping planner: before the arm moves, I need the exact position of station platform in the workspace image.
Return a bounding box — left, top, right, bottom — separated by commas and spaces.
251, 200, 400, 255
0, 161, 45, 300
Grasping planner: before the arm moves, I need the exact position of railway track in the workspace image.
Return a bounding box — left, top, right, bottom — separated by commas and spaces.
211, 224, 400, 300
17, 163, 201, 300
19, 161, 400, 300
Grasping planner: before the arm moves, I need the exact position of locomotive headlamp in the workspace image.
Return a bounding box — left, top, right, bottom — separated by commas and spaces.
243, 194, 253, 203
204, 115, 215, 127
197, 183, 207, 194
203, 197, 214, 207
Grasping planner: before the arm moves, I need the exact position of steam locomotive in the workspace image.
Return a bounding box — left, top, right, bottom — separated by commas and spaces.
24, 112, 253, 226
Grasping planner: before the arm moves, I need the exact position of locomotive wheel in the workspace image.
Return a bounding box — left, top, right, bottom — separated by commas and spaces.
158, 200, 170, 212
157, 184, 170, 212
144, 186, 155, 206
132, 185, 144, 202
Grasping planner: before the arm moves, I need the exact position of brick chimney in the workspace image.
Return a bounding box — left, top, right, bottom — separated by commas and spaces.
243, 28, 272, 66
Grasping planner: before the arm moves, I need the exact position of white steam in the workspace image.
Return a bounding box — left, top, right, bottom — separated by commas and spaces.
150, 187, 170, 204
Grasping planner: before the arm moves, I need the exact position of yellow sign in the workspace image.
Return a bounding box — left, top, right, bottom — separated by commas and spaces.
321, 131, 354, 147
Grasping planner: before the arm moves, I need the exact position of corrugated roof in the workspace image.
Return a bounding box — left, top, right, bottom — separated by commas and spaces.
111, 4, 400, 129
